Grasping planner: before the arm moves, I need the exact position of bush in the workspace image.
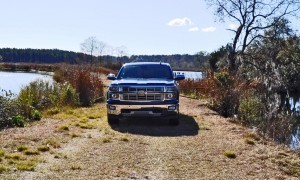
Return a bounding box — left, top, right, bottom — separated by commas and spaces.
12, 115, 25, 127
17, 80, 79, 119
0, 91, 19, 128
238, 93, 265, 125
32, 110, 42, 121
53, 65, 104, 107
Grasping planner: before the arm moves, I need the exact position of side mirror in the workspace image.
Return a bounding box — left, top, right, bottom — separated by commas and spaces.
107, 73, 116, 80
175, 74, 185, 81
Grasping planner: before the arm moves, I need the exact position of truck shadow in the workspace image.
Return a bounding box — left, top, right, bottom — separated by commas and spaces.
110, 114, 199, 137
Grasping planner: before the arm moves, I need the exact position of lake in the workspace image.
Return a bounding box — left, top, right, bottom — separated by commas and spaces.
173, 71, 203, 80
0, 71, 53, 95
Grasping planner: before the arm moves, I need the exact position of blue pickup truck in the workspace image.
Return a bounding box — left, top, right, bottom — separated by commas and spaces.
106, 62, 185, 125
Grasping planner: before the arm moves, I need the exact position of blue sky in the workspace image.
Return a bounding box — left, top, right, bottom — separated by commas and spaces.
1, 0, 297, 55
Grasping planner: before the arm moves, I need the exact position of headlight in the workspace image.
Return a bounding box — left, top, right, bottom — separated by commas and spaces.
165, 86, 177, 92
165, 93, 176, 99
109, 93, 119, 99
109, 85, 119, 92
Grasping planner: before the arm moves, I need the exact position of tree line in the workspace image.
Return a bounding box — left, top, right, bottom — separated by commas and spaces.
0, 48, 209, 70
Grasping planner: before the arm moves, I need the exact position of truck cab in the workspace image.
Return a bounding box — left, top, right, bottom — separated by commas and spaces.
106, 62, 185, 125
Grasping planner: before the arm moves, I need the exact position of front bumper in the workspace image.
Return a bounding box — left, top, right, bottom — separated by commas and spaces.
107, 104, 179, 118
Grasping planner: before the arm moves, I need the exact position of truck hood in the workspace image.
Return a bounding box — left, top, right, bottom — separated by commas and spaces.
110, 79, 175, 86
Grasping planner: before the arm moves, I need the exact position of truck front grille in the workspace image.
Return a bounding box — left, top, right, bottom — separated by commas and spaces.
121, 86, 164, 101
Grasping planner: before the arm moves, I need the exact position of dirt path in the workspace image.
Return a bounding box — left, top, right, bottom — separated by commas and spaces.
1, 97, 300, 179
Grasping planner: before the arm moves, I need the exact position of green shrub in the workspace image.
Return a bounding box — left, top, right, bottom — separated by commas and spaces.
0, 91, 19, 128
12, 115, 25, 127
238, 94, 265, 125
32, 110, 42, 121
17, 80, 79, 120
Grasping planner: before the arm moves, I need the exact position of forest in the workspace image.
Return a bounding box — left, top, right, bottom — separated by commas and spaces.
0, 48, 209, 71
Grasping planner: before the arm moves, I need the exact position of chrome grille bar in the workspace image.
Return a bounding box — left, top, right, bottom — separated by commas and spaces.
120, 86, 164, 101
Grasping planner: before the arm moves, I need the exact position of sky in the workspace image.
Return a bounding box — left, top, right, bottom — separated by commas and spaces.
0, 0, 298, 55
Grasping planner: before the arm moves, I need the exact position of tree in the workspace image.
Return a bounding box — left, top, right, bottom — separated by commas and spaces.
116, 46, 128, 65
246, 19, 300, 115
96, 41, 107, 66
80, 36, 102, 64
206, 0, 300, 73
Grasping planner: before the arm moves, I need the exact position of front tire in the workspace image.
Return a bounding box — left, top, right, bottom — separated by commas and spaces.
107, 115, 119, 125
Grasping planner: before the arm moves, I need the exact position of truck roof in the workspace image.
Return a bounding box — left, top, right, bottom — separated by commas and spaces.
123, 62, 170, 66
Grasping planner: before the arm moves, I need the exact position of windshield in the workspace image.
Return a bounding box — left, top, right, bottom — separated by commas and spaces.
117, 64, 173, 79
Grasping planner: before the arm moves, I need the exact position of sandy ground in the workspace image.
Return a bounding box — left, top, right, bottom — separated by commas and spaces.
1, 97, 300, 179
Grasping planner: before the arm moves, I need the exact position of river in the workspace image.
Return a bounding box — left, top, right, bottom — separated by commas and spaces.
0, 71, 53, 95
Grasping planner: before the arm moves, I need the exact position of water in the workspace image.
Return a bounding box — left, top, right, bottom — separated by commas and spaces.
0, 71, 53, 96
173, 71, 203, 80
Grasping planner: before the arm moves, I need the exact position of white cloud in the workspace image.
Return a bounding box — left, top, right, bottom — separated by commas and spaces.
189, 27, 199, 32
228, 23, 239, 30
201, 26, 216, 32
167, 17, 193, 27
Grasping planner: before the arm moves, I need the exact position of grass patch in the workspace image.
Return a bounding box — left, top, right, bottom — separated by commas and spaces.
58, 125, 69, 131
120, 137, 129, 142
0, 164, 10, 173
0, 148, 5, 157
24, 149, 40, 155
37, 145, 50, 152
5, 153, 23, 160
243, 131, 260, 141
80, 117, 89, 123
245, 138, 255, 145
70, 133, 81, 138
102, 137, 112, 143
70, 163, 82, 170
16, 161, 36, 171
46, 108, 60, 115
43, 138, 61, 148
76, 122, 94, 129
224, 151, 237, 159
17, 145, 29, 152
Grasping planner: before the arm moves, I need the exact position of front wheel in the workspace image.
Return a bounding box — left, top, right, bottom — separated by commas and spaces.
107, 115, 119, 125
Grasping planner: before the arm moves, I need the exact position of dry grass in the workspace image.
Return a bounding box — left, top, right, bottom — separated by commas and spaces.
0, 98, 299, 179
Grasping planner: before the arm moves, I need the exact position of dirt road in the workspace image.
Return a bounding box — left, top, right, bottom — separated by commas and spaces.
1, 97, 299, 179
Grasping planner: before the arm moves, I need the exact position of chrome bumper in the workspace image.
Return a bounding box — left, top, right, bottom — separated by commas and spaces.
107, 104, 179, 117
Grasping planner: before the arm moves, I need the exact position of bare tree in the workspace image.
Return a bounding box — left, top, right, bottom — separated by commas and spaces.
80, 36, 101, 63
116, 46, 128, 65
96, 41, 107, 66
206, 0, 300, 73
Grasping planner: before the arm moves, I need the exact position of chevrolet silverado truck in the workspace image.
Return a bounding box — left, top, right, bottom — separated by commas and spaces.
106, 62, 185, 125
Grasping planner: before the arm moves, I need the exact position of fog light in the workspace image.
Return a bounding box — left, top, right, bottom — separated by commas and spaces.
168, 106, 176, 111
111, 94, 118, 99
109, 105, 116, 110
167, 93, 174, 99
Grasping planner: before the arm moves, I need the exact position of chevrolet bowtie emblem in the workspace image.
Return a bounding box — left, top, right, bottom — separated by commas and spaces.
137, 90, 146, 96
